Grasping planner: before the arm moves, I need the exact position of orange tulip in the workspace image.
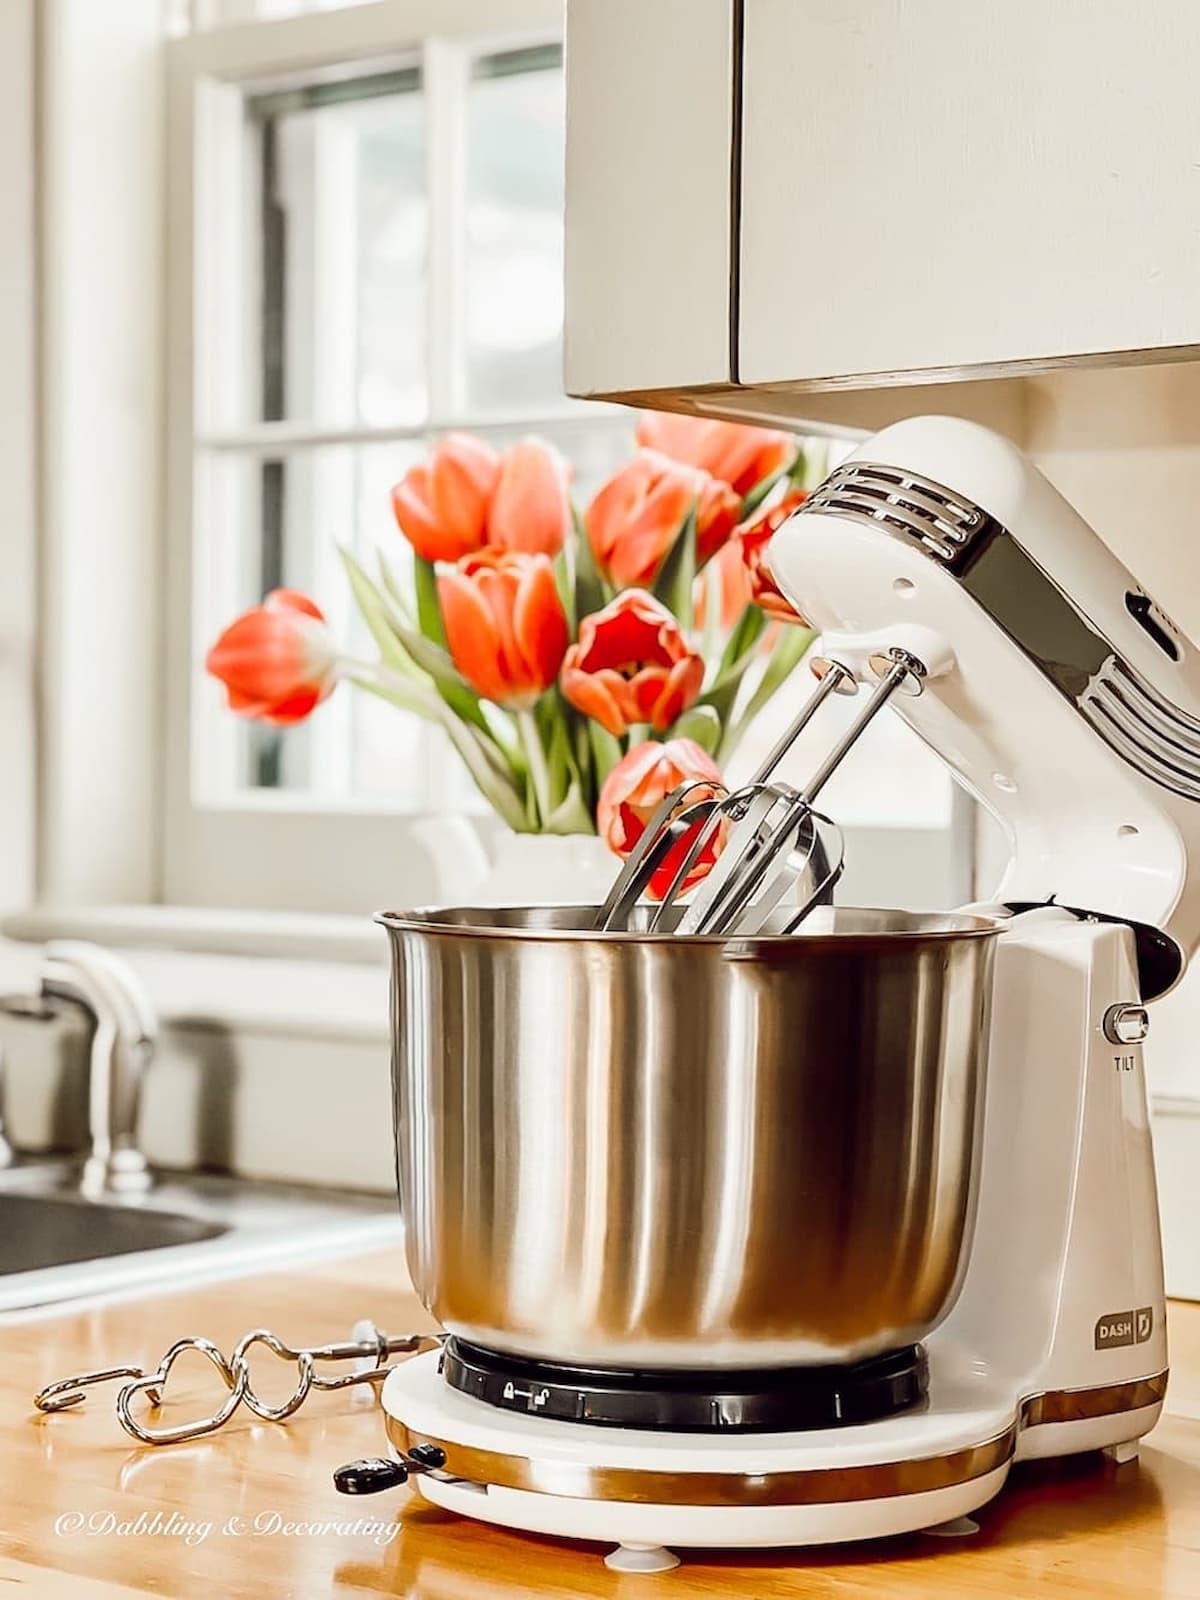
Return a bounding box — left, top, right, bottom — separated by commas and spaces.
390, 432, 501, 562
205, 589, 338, 726
438, 549, 569, 707
561, 590, 704, 738
636, 412, 795, 497
735, 490, 811, 623
598, 738, 727, 899
487, 438, 571, 557
585, 449, 741, 589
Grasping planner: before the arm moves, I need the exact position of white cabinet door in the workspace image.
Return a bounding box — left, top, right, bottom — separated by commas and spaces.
739, 0, 1200, 387
564, 0, 737, 398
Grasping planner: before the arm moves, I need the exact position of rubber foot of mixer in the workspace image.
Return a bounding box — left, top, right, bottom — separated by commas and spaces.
922, 1515, 980, 1539
1103, 1438, 1141, 1465
604, 1544, 681, 1573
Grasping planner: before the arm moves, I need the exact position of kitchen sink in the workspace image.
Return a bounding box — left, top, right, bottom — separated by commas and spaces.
0, 1160, 403, 1318
0, 1192, 225, 1274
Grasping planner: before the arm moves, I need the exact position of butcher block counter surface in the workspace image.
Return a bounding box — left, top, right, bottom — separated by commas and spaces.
3, 1250, 1200, 1599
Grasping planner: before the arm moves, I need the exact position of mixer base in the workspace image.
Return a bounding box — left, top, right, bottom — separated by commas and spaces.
379, 1350, 1163, 1563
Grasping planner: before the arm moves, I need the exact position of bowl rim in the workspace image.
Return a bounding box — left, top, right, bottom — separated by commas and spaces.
374, 905, 1004, 945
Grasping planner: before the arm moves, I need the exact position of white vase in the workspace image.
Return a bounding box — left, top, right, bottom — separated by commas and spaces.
472, 832, 618, 908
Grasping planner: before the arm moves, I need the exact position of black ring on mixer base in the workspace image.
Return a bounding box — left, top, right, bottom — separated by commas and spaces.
439, 1340, 928, 1432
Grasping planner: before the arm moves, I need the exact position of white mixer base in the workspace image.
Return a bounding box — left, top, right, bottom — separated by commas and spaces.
412, 1465, 1011, 1551
379, 1350, 1163, 1565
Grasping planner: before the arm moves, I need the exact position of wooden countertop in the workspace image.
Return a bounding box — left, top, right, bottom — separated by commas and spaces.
4, 1251, 1200, 1599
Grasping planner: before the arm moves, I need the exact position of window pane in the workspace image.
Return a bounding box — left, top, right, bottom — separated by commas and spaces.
200, 441, 429, 805
250, 72, 427, 428
464, 48, 566, 413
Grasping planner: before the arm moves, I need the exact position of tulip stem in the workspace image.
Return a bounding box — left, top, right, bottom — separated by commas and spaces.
516, 707, 552, 828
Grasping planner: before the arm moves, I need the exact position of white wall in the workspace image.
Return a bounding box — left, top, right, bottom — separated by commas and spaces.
0, 0, 38, 917
37, 0, 165, 905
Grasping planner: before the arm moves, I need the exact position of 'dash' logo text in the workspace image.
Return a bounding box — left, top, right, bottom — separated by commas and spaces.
1094, 1307, 1154, 1349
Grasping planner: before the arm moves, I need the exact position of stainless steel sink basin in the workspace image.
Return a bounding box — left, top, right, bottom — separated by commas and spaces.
0, 1192, 226, 1275
0, 1160, 402, 1318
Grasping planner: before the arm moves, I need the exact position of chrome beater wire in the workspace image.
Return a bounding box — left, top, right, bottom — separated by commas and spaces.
596, 650, 927, 936
593, 659, 856, 934
33, 1321, 442, 1445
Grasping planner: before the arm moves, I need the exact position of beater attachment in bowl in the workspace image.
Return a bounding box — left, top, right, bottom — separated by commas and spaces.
595, 650, 927, 935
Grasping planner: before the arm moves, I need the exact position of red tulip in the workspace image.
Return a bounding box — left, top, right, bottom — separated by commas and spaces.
636, 412, 795, 497
390, 432, 501, 562
735, 491, 811, 623
585, 449, 741, 589
561, 590, 704, 738
205, 589, 338, 726
438, 549, 569, 707
487, 439, 571, 557
598, 738, 727, 899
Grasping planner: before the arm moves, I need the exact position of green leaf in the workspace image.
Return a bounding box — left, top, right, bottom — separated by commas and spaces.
554, 545, 576, 634
588, 722, 623, 793
413, 555, 448, 648
572, 505, 607, 622
377, 552, 416, 622
339, 548, 420, 678
719, 625, 817, 762
544, 774, 596, 836
442, 718, 531, 833
650, 504, 697, 627
342, 546, 499, 742
670, 703, 723, 755
739, 450, 799, 520
713, 605, 768, 684
545, 707, 572, 811
697, 611, 768, 724
346, 671, 439, 721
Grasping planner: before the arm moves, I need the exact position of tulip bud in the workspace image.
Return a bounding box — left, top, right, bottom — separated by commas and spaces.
205, 589, 338, 726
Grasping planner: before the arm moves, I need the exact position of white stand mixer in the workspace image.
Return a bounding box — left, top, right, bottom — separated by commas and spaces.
356, 418, 1187, 1566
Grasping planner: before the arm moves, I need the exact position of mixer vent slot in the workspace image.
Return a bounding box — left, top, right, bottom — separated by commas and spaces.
1083, 656, 1200, 801
801, 462, 992, 569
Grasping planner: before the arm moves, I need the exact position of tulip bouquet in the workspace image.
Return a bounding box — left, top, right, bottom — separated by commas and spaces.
206, 412, 818, 882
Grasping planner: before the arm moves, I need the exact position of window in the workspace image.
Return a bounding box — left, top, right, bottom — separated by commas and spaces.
164, 0, 966, 914
165, 0, 633, 909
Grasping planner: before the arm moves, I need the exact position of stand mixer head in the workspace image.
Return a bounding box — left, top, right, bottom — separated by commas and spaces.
767, 414, 1200, 992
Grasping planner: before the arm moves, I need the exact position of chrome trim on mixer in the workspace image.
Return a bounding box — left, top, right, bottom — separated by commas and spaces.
800, 463, 1200, 802
1020, 1370, 1168, 1428
384, 1370, 1167, 1506
1083, 657, 1200, 800
385, 1415, 1017, 1506
802, 461, 994, 570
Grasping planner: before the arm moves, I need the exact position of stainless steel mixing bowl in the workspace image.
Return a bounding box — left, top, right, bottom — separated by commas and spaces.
381, 904, 999, 1369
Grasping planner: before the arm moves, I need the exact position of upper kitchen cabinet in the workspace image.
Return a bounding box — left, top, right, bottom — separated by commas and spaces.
565, 0, 1200, 436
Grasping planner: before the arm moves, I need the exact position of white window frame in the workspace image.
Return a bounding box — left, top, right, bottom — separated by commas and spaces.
164, 0, 592, 913
24, 0, 971, 929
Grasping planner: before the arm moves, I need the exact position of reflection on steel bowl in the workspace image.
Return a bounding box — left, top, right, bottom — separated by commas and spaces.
381, 904, 999, 1370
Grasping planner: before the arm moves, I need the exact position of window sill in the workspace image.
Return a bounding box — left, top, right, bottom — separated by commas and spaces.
0, 905, 389, 1042
3, 902, 385, 965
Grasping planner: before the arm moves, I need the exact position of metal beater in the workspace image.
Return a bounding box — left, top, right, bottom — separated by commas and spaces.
596, 648, 927, 935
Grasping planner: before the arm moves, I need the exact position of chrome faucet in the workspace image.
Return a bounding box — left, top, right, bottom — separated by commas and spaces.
38, 942, 156, 1198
